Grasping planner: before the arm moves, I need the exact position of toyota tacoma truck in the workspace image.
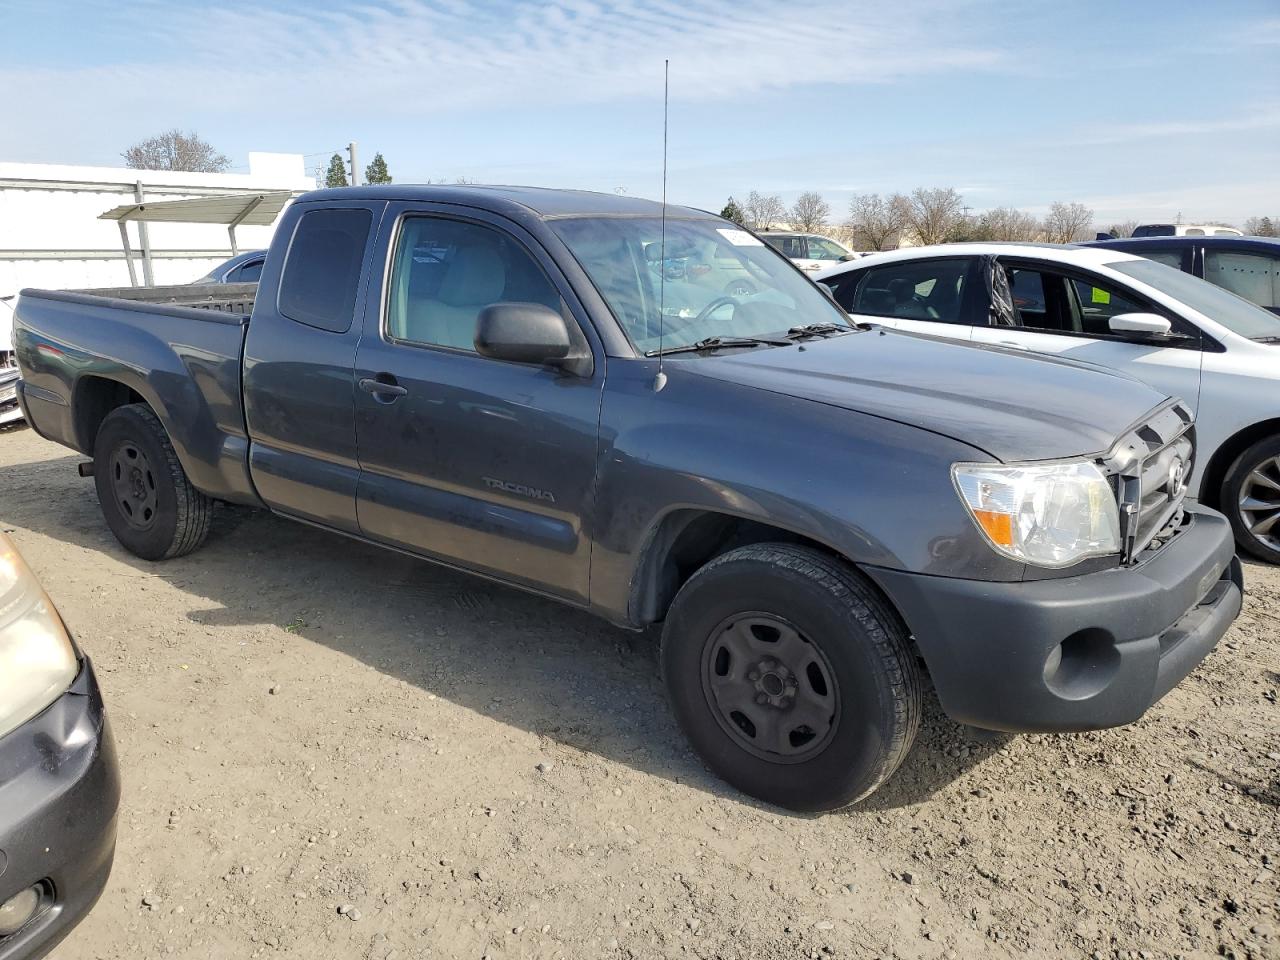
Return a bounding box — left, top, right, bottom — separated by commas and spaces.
13, 186, 1243, 812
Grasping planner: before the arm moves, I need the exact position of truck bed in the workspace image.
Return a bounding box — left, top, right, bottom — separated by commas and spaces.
63, 282, 257, 316
12, 284, 259, 505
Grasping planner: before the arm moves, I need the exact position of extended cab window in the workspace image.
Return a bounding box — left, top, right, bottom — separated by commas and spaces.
387, 217, 562, 352
847, 259, 970, 323
278, 209, 372, 332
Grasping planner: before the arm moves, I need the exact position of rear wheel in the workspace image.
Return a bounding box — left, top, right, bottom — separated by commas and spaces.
1222, 435, 1280, 564
93, 404, 212, 560
660, 543, 921, 811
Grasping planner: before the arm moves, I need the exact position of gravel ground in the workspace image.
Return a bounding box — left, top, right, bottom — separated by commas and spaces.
2, 424, 1277, 960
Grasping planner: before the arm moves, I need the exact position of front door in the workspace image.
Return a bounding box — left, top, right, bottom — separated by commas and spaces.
969, 259, 1205, 414
352, 205, 603, 602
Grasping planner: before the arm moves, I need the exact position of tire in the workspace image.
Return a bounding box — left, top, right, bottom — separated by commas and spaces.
92, 403, 213, 561
1222, 434, 1280, 564
660, 543, 921, 812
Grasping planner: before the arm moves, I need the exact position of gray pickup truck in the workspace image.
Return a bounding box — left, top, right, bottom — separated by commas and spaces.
13, 186, 1243, 811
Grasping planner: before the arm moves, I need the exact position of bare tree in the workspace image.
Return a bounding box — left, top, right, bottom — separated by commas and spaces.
846, 192, 909, 251
789, 192, 831, 233
743, 190, 787, 231
976, 207, 1043, 242
1043, 201, 1095, 243
122, 129, 230, 173
1244, 216, 1278, 237
1105, 219, 1138, 239
905, 187, 965, 246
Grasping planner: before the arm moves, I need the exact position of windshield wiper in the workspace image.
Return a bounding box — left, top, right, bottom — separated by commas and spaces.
1251, 335, 1280, 344
785, 322, 858, 340
645, 335, 792, 357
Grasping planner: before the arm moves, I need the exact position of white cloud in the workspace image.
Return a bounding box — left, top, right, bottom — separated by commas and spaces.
1072, 106, 1280, 146
1, 0, 1005, 129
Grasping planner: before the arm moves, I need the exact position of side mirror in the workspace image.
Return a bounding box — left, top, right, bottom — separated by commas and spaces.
817, 281, 838, 303
1108, 312, 1172, 336
475, 302, 572, 365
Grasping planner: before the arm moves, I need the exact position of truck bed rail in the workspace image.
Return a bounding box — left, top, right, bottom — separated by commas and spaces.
18, 284, 254, 325
62, 282, 257, 315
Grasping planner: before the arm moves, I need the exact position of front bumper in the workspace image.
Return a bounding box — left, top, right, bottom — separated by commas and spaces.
0, 658, 120, 960
867, 504, 1242, 733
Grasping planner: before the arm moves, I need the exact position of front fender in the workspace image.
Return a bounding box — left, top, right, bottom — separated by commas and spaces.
587, 361, 1021, 622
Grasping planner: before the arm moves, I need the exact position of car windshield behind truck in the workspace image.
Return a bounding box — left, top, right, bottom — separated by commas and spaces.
1108, 257, 1280, 341
553, 217, 849, 353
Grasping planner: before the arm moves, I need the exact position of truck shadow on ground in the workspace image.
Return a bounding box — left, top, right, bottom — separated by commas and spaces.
4, 447, 1003, 815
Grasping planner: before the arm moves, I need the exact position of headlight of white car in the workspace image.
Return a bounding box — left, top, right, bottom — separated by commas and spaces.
952, 461, 1122, 568
0, 533, 78, 740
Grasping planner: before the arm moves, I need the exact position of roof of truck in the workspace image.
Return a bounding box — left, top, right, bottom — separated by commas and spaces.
298, 184, 715, 220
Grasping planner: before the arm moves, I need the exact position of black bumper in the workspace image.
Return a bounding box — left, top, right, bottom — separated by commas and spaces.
867, 504, 1242, 733
0, 658, 120, 960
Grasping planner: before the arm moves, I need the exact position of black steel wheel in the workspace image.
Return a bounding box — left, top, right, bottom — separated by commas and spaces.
662, 543, 921, 812
107, 440, 159, 531
701, 613, 839, 762
93, 403, 213, 561
1223, 434, 1280, 565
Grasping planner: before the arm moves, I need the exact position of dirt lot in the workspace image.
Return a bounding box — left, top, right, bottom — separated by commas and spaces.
2, 424, 1277, 960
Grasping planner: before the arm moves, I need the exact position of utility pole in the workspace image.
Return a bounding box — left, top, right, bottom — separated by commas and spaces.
347, 142, 359, 187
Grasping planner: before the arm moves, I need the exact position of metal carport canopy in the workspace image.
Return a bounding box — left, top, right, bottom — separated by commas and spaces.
98, 190, 300, 285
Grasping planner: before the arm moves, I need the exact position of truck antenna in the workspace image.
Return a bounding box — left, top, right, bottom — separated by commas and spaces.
654, 59, 670, 393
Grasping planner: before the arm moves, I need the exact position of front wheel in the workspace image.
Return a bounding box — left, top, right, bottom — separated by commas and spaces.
660, 543, 921, 811
93, 403, 213, 561
1222, 435, 1280, 564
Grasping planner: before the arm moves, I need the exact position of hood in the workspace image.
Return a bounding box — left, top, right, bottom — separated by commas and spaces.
691, 329, 1171, 462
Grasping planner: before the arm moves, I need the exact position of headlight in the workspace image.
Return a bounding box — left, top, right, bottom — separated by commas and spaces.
0, 533, 78, 740
952, 461, 1121, 568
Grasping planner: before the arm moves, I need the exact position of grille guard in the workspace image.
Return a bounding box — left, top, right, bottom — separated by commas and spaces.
1100, 398, 1195, 565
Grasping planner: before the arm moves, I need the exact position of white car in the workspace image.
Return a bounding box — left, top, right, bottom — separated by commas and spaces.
759, 232, 858, 272
816, 243, 1280, 563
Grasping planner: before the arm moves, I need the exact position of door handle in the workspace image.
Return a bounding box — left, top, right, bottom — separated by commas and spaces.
996, 340, 1029, 350
359, 375, 408, 400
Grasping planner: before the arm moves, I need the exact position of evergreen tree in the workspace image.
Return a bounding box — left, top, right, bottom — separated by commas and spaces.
719, 197, 746, 225
365, 153, 392, 185
324, 153, 349, 188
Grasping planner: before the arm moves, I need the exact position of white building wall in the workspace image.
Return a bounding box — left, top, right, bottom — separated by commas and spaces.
0, 153, 315, 295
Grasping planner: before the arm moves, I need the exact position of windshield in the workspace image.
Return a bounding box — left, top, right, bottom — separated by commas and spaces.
552, 217, 850, 353
1107, 258, 1280, 341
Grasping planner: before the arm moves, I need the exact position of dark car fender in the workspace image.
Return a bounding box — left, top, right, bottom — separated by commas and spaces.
14, 292, 258, 504
587, 361, 1023, 626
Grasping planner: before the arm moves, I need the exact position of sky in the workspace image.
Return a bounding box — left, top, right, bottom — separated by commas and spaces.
1, 0, 1277, 226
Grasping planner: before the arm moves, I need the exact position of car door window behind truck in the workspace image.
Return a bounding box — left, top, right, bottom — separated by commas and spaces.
848, 260, 969, 323
1067, 277, 1147, 336
805, 237, 847, 262
1204, 250, 1280, 310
